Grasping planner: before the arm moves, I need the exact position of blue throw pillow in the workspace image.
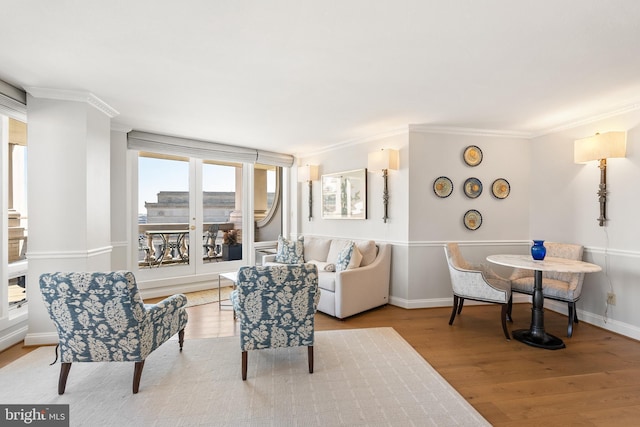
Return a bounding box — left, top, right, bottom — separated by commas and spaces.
335, 241, 355, 272
275, 235, 304, 264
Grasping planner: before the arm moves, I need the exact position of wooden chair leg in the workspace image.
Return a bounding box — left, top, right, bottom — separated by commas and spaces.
571, 302, 579, 323
242, 351, 248, 381
567, 302, 575, 338
308, 346, 314, 374
58, 362, 72, 395
178, 329, 185, 351
457, 297, 465, 314
133, 361, 145, 394
449, 295, 459, 325
501, 304, 511, 340
507, 294, 513, 322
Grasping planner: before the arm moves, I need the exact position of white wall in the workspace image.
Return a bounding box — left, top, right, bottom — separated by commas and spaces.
530, 110, 640, 338
405, 129, 531, 307
296, 128, 532, 309
296, 131, 410, 300
24, 93, 113, 346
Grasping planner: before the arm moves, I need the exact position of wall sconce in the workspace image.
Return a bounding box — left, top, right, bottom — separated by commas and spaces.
298, 164, 319, 221
574, 131, 626, 226
367, 149, 399, 223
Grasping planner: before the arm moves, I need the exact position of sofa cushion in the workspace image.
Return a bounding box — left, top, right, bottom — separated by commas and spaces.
336, 241, 362, 272
304, 237, 332, 263
275, 235, 304, 264
326, 239, 352, 264
317, 270, 336, 292
356, 240, 377, 267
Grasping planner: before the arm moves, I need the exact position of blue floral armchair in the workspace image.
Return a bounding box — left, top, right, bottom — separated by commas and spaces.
39, 271, 188, 394
230, 264, 320, 380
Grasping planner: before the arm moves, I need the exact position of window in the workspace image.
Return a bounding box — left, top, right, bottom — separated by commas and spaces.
5, 117, 28, 309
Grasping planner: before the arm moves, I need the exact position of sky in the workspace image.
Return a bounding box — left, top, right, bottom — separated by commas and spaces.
138, 157, 274, 214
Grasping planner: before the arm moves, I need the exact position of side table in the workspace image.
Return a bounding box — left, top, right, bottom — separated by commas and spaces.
218, 271, 238, 314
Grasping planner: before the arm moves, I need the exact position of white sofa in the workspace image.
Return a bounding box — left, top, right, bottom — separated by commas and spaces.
263, 237, 391, 319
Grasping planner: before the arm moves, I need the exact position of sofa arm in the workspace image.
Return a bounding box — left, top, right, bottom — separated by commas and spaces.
333, 244, 391, 318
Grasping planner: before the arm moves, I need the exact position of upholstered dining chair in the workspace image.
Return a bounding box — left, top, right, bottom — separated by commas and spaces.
39, 271, 188, 394
509, 242, 585, 337
230, 264, 320, 380
444, 243, 512, 340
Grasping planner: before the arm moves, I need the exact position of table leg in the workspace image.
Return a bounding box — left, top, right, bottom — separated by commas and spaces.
512, 269, 565, 350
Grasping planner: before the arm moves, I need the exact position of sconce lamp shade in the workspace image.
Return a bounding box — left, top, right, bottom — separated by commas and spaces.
368, 149, 399, 172
574, 131, 626, 163
297, 164, 319, 182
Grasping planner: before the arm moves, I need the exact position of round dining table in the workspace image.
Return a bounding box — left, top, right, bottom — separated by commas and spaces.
486, 254, 601, 350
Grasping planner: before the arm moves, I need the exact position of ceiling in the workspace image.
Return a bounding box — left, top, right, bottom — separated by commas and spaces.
2, 1, 640, 156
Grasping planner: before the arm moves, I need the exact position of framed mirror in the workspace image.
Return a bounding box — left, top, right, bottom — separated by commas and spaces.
321, 169, 367, 219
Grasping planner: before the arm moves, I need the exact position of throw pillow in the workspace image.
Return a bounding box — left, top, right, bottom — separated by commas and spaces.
275, 235, 304, 264
324, 263, 336, 272
335, 241, 356, 272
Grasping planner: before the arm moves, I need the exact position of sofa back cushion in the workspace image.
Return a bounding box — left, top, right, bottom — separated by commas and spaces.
356, 240, 378, 267
326, 239, 352, 265
304, 237, 332, 263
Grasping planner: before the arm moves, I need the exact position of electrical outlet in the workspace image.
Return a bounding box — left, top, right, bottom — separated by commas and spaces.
607, 292, 616, 306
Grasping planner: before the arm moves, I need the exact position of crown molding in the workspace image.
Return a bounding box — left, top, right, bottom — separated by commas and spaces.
532, 103, 640, 137
25, 87, 119, 118
110, 121, 133, 133
408, 124, 533, 139
296, 126, 409, 157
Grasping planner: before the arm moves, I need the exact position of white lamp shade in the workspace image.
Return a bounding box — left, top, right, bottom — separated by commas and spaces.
368, 149, 399, 171
297, 164, 319, 182
574, 131, 626, 164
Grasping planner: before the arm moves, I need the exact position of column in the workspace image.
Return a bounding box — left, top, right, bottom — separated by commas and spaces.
25, 89, 118, 345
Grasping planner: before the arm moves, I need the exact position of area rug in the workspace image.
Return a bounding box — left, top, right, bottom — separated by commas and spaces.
0, 328, 489, 426
184, 286, 233, 307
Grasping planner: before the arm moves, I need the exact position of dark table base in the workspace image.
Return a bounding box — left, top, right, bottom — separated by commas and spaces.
512, 329, 565, 350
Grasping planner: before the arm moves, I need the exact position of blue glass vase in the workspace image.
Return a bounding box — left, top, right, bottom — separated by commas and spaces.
531, 240, 546, 260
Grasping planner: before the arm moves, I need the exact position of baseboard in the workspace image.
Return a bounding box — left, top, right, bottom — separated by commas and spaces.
0, 324, 28, 352
389, 294, 530, 309
24, 331, 58, 347
388, 295, 640, 342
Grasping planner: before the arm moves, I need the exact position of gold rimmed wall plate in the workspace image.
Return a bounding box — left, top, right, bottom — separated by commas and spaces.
433, 176, 453, 198
492, 178, 510, 199
463, 177, 483, 198
463, 209, 482, 230
463, 145, 483, 166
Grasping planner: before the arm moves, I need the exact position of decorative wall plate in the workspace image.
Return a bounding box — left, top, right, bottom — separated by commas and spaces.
433, 176, 453, 198
463, 177, 483, 198
463, 209, 482, 230
463, 145, 483, 166
492, 178, 510, 199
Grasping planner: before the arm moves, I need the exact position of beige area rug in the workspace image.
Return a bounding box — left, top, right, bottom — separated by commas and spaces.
0, 328, 489, 426
184, 286, 233, 307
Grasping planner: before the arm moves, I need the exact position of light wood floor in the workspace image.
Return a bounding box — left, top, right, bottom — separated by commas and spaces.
3, 300, 640, 426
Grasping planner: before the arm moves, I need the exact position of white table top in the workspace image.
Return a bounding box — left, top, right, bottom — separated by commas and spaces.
219, 271, 238, 282
487, 254, 602, 273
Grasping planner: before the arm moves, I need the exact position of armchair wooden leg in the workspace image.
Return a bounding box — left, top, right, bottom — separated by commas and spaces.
178, 329, 185, 351
58, 362, 72, 395
308, 346, 314, 374
567, 302, 575, 338
507, 294, 513, 322
133, 361, 145, 394
457, 297, 465, 314
501, 304, 511, 340
449, 295, 459, 325
242, 351, 248, 381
